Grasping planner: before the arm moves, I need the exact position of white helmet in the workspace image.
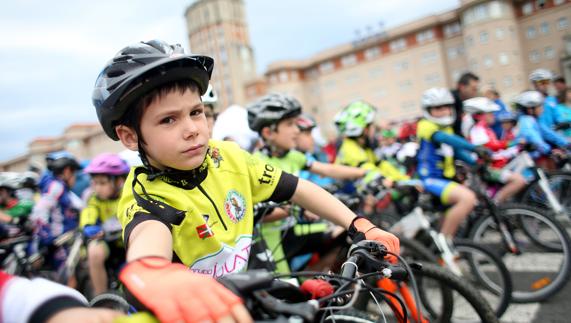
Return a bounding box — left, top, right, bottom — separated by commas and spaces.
463, 97, 500, 114
201, 84, 218, 107
421, 88, 456, 126
514, 90, 545, 108
0, 172, 22, 190
529, 69, 553, 82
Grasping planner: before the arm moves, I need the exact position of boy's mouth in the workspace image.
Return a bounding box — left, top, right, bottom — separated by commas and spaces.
182, 144, 204, 155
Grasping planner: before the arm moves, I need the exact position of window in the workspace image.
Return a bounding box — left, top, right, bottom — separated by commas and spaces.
489, 1, 504, 18
470, 59, 479, 71
424, 74, 441, 85
269, 75, 278, 84
364, 47, 380, 60
394, 60, 409, 71
447, 47, 458, 59
390, 38, 407, 52
527, 26, 537, 39
483, 55, 493, 68
544, 46, 555, 59
559, 17, 569, 30
345, 74, 360, 85
529, 50, 541, 63
480, 31, 489, 44
279, 71, 288, 82
522, 2, 533, 15
540, 21, 550, 34
421, 51, 438, 64
369, 66, 383, 78
499, 52, 509, 65
399, 80, 413, 91
555, 0, 565, 5
319, 61, 334, 73
495, 27, 505, 40
322, 79, 336, 90
341, 54, 357, 67
451, 70, 463, 83
444, 22, 462, 37
416, 29, 435, 43
465, 35, 474, 47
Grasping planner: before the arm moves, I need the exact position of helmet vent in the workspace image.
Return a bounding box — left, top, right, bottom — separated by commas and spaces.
107, 70, 125, 78
113, 55, 132, 62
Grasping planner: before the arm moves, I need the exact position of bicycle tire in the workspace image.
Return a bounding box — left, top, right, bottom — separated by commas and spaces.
454, 240, 512, 318
412, 263, 499, 323
469, 203, 571, 303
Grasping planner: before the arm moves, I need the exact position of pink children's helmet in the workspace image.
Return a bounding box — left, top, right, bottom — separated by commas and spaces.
84, 153, 130, 176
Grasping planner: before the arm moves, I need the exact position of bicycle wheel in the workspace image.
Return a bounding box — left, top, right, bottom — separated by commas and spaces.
469, 203, 571, 303
411, 263, 498, 323
520, 171, 571, 217
322, 309, 378, 323
454, 240, 512, 318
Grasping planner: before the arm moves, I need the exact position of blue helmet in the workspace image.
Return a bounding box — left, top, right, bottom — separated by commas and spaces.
497, 111, 517, 123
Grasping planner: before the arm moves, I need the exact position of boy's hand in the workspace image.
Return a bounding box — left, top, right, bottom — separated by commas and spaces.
348, 217, 400, 263
120, 257, 252, 323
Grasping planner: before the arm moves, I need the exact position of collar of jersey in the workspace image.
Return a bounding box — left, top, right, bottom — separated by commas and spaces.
260, 145, 289, 158
144, 158, 208, 190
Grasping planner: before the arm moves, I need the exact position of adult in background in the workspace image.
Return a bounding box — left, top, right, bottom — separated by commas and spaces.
529, 68, 558, 129
451, 72, 480, 136
554, 75, 567, 101
485, 88, 509, 138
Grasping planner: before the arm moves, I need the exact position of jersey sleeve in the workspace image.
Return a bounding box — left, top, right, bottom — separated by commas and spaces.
79, 196, 99, 228
30, 181, 64, 225
416, 119, 439, 141
243, 150, 298, 204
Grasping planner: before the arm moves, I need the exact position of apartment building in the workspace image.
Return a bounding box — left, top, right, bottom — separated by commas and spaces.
246, 0, 571, 136
185, 0, 257, 108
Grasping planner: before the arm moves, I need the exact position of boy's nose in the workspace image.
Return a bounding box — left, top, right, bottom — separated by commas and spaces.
182, 116, 199, 138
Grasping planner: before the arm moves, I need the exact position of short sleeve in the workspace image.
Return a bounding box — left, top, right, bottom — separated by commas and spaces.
417, 119, 439, 141
79, 196, 99, 228
243, 150, 297, 204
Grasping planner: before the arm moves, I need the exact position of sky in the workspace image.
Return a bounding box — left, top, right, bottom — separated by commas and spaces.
0, 0, 458, 161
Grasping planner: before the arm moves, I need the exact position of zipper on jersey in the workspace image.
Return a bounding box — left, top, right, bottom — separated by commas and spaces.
197, 184, 228, 231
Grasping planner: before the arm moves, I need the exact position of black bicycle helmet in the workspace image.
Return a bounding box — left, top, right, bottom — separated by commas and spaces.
50, 156, 80, 175
247, 93, 302, 132
92, 39, 214, 140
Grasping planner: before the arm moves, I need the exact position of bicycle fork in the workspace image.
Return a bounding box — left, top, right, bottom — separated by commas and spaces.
377, 278, 429, 323
536, 169, 567, 218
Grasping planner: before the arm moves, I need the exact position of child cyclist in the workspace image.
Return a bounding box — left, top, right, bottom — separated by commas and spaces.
295, 113, 335, 188
80, 153, 130, 296
463, 97, 527, 203
91, 39, 399, 323
416, 88, 490, 238
515, 90, 570, 157
246, 94, 375, 274
30, 154, 83, 270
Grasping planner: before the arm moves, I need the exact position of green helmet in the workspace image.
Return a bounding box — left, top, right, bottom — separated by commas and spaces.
334, 101, 377, 137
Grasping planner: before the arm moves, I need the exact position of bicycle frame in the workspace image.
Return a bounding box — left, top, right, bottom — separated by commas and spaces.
505, 151, 566, 216
377, 278, 429, 323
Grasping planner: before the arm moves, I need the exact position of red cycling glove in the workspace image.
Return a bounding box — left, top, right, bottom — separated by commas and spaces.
119, 257, 243, 323
348, 217, 400, 263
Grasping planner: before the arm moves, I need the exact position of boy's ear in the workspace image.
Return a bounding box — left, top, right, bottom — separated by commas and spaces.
261, 126, 272, 140
115, 125, 139, 151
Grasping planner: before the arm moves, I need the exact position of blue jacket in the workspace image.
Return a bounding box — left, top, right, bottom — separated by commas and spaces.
518, 115, 568, 154
554, 103, 571, 137
538, 96, 558, 129
491, 98, 509, 138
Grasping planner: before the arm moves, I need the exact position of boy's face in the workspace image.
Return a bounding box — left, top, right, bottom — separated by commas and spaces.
530, 105, 543, 117
429, 105, 452, 118
139, 89, 209, 170
90, 174, 116, 200
61, 167, 76, 188
484, 112, 495, 125
501, 121, 514, 131
533, 80, 550, 95
267, 117, 300, 150
295, 130, 314, 153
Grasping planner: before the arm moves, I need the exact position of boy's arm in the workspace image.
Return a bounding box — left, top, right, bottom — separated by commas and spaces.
30, 181, 63, 225
126, 220, 173, 262
539, 122, 569, 149
309, 161, 367, 180
432, 131, 476, 151
290, 178, 399, 258
79, 197, 99, 229
518, 117, 551, 153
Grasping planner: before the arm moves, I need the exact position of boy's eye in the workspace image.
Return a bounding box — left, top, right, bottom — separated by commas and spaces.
190, 108, 204, 117
160, 117, 175, 124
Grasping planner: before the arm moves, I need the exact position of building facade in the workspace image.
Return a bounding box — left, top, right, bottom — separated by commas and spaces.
185, 0, 257, 108
246, 0, 571, 136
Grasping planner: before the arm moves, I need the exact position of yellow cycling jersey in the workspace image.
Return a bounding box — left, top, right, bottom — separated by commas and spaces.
117, 140, 297, 278
416, 119, 455, 179
336, 138, 409, 181
79, 195, 119, 228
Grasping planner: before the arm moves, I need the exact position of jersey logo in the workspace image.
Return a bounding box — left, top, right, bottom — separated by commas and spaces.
258, 164, 276, 185
209, 147, 223, 168
190, 235, 252, 277
197, 214, 217, 239
224, 190, 246, 223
